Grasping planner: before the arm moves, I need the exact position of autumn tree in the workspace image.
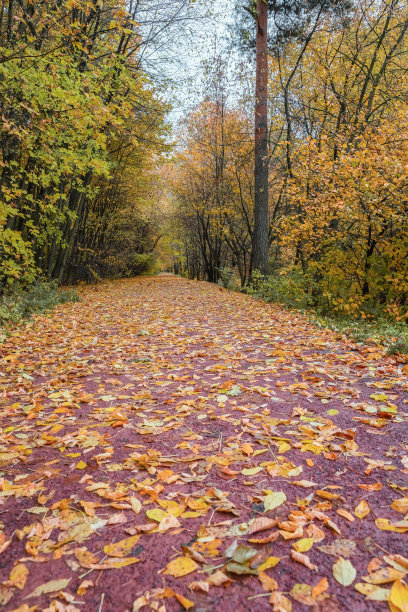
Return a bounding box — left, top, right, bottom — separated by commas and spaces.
170, 97, 253, 285
252, 0, 269, 277
0, 0, 196, 287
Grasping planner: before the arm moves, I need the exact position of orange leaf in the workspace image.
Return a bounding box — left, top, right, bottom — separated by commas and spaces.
291, 550, 318, 571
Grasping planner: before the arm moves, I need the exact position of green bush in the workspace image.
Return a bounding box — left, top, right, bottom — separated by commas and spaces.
243, 271, 408, 353
0, 280, 80, 335
217, 267, 235, 289
386, 340, 408, 358
244, 270, 313, 310
311, 312, 408, 351
126, 253, 156, 277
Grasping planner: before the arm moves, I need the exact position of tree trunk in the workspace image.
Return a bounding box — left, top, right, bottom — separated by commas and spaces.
251, 0, 269, 277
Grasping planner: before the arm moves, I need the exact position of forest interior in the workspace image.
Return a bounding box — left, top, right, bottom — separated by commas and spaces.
1, 0, 408, 611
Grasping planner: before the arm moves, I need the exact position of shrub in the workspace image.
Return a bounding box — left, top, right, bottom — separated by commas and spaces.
0, 280, 80, 335
387, 340, 408, 358
244, 270, 313, 310
217, 267, 235, 289
126, 253, 156, 277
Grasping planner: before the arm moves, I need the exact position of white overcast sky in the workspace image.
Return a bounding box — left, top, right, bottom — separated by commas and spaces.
139, 0, 248, 125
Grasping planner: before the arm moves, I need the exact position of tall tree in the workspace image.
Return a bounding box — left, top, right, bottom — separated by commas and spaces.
251, 0, 269, 276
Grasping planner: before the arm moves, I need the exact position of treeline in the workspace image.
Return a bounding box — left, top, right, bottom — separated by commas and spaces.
171, 0, 408, 318
0, 0, 171, 287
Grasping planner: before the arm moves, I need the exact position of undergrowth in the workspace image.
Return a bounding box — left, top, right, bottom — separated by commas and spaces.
0, 280, 80, 341
241, 272, 408, 357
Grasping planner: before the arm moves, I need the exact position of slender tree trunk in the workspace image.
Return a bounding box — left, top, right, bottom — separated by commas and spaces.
251, 0, 269, 277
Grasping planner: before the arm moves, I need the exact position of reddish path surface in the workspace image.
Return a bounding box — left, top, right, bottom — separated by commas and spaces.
1, 276, 408, 611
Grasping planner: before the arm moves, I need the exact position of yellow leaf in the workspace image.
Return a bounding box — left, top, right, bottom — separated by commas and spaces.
129, 497, 142, 514
355, 499, 370, 519
389, 579, 408, 612
7, 564, 29, 590
363, 567, 406, 584
269, 591, 292, 611
164, 556, 199, 577
75, 460, 87, 470
241, 466, 263, 476
375, 518, 408, 533
354, 582, 390, 601
98, 557, 139, 569
264, 491, 287, 511
146, 508, 167, 522
370, 393, 388, 402
333, 558, 356, 586
103, 535, 140, 558
257, 556, 280, 571
316, 489, 341, 500
293, 538, 314, 553
25, 578, 71, 599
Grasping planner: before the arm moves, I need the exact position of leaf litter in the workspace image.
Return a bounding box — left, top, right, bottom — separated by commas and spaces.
0, 275, 407, 610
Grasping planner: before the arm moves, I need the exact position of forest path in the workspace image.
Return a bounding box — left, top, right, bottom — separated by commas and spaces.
1, 276, 407, 611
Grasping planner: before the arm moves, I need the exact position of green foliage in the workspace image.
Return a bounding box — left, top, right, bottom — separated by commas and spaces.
217, 267, 235, 289
244, 269, 313, 309
1, 1, 168, 287
310, 312, 408, 352
0, 280, 79, 337
124, 253, 157, 277
386, 341, 408, 358
243, 270, 408, 353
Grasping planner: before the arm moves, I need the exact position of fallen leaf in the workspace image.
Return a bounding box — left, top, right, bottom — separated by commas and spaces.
188, 580, 209, 593
25, 578, 71, 599
355, 499, 370, 519
293, 538, 314, 553
259, 571, 278, 592
291, 550, 318, 571
292, 480, 317, 488
5, 564, 29, 590
363, 567, 406, 584
103, 535, 140, 557
375, 518, 408, 532
264, 491, 287, 512
207, 570, 230, 586
269, 591, 292, 611
389, 579, 408, 612
249, 516, 277, 534
391, 497, 408, 515
129, 497, 142, 514
164, 556, 199, 577
158, 514, 181, 532
336, 508, 355, 522
332, 558, 356, 586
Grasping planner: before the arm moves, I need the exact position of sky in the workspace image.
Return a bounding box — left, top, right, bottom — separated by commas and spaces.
139, 0, 249, 126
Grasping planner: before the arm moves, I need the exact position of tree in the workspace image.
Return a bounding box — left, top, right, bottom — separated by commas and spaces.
252, 0, 269, 276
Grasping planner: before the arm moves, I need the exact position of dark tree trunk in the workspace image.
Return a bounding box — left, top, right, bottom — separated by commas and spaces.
251, 0, 269, 277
